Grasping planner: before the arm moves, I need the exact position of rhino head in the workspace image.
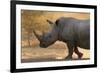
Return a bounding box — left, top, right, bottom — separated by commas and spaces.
33, 20, 59, 48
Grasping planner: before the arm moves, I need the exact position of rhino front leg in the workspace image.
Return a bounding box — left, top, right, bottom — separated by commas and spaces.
66, 41, 74, 59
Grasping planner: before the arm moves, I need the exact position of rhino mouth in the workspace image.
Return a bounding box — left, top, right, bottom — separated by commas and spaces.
40, 44, 48, 48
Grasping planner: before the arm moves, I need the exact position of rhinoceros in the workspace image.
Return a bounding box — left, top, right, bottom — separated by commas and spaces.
33, 17, 90, 59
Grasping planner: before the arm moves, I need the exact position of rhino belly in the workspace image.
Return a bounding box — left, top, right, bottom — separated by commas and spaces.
77, 39, 90, 49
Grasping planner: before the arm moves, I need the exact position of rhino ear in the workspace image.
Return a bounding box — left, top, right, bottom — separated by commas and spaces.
55, 19, 59, 26
47, 20, 54, 25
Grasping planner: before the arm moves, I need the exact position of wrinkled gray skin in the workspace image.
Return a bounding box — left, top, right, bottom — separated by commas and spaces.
33, 17, 90, 59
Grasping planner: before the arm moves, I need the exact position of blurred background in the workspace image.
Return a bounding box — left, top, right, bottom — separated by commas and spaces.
21, 10, 90, 63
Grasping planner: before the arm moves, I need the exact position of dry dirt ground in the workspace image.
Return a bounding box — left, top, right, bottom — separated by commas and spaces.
21, 40, 90, 63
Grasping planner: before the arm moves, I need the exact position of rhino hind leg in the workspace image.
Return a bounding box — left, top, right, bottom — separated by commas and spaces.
74, 45, 83, 59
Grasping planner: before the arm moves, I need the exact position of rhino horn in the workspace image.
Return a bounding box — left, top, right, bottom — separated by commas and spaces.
33, 30, 43, 41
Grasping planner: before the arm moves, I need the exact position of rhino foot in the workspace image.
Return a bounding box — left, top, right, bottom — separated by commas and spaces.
65, 56, 72, 60
78, 52, 83, 59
